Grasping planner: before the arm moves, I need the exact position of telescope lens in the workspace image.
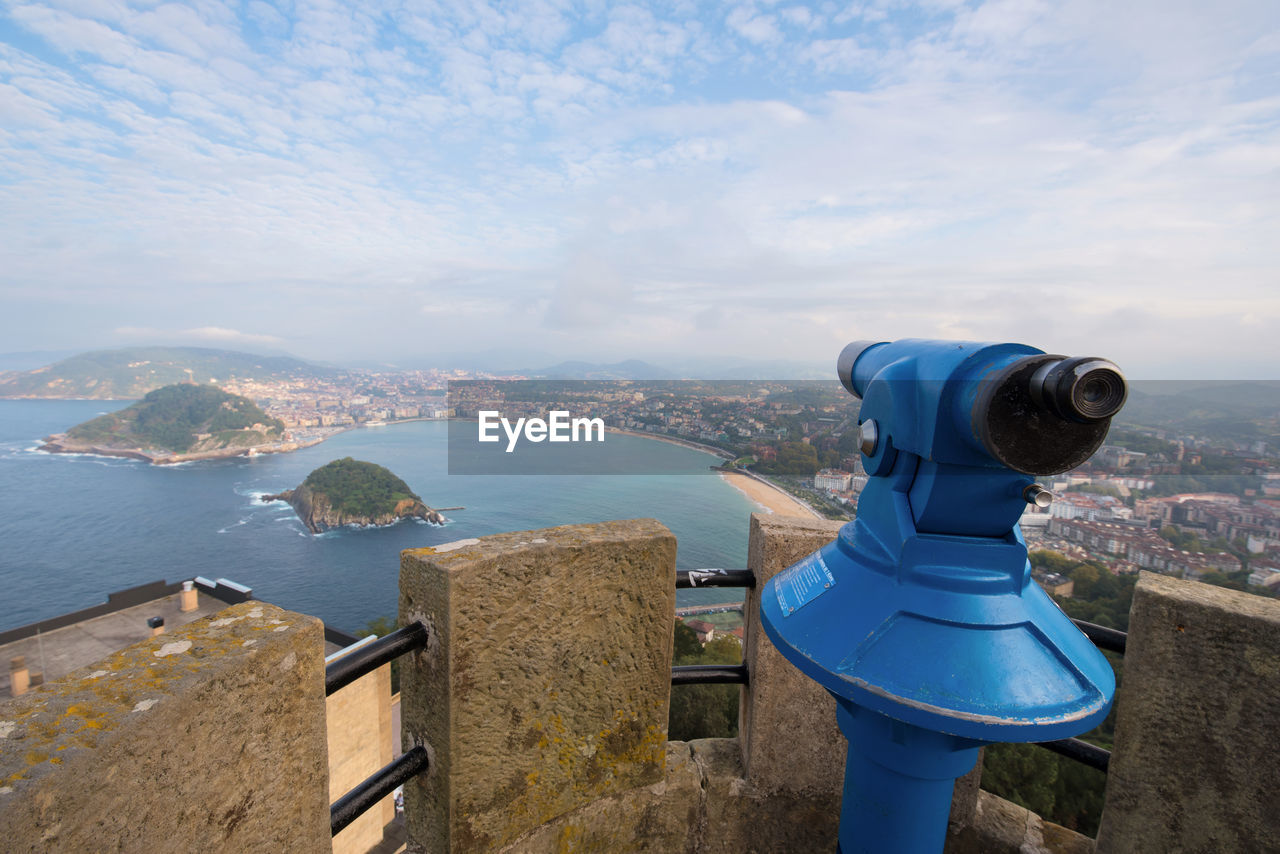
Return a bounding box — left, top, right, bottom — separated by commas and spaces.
1029, 357, 1127, 424
1067, 362, 1127, 421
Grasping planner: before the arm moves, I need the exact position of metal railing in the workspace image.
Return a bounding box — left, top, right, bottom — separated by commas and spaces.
325, 621, 428, 696
326, 622, 430, 837
676, 568, 755, 589
332, 568, 1121, 836
672, 662, 749, 685
671, 569, 1126, 774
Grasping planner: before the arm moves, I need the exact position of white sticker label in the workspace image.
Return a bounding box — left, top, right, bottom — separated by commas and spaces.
774, 551, 836, 617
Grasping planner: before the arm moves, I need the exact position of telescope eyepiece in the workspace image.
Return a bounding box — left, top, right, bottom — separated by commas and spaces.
1029, 357, 1127, 424
837, 340, 882, 399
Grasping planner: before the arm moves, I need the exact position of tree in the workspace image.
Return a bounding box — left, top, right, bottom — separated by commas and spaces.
1029, 550, 1076, 574
668, 625, 741, 741
673, 621, 702, 661
982, 743, 1059, 820
1069, 564, 1101, 599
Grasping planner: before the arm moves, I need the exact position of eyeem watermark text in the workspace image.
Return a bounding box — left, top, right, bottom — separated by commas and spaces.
478, 410, 606, 452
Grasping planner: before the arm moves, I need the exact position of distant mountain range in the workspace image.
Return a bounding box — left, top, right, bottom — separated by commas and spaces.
0, 350, 79, 372
513, 358, 831, 380
524, 359, 679, 380
0, 347, 342, 399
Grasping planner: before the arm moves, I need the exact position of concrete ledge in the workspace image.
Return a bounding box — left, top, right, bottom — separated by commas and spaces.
492, 738, 840, 854
1096, 572, 1280, 853
944, 790, 1094, 854
0, 601, 330, 852
496, 737, 1088, 854
497, 741, 704, 853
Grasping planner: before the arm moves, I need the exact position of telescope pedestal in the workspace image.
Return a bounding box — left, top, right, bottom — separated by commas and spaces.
834, 701, 980, 854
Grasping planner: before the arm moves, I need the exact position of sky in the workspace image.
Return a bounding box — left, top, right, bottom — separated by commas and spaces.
0, 0, 1277, 376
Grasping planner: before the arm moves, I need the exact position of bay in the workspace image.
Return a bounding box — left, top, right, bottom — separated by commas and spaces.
0, 401, 758, 634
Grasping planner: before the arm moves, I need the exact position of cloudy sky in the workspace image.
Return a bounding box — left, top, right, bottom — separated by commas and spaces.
1, 0, 1277, 376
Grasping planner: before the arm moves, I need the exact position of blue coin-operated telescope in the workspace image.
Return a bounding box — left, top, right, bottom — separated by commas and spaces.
760, 339, 1127, 854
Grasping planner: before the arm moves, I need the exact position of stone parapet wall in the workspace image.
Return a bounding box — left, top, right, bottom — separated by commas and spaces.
398, 514, 1094, 853
4, 520, 1269, 852
0, 601, 330, 853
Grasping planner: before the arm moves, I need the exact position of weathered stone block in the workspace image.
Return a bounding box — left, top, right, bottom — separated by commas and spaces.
0, 602, 329, 852
399, 519, 677, 853
494, 737, 842, 854
946, 790, 1094, 854
742, 512, 847, 796
498, 742, 703, 853
947, 749, 984, 835
697, 736, 840, 853
1096, 572, 1280, 854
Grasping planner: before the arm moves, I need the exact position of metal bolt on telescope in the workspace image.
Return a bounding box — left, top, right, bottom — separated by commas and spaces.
759, 339, 1127, 854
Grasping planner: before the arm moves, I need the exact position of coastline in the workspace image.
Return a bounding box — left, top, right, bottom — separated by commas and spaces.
603, 426, 734, 460
603, 427, 821, 517
35, 416, 818, 525
37, 429, 347, 465
718, 470, 821, 518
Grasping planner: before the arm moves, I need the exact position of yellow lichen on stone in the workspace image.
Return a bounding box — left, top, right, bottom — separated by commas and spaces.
555, 823, 583, 854
0, 601, 313, 788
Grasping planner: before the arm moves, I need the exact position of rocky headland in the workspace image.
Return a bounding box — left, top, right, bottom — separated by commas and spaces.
42, 383, 293, 464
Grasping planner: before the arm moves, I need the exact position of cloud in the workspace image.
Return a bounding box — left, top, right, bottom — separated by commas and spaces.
114, 326, 286, 348
0, 1, 1276, 374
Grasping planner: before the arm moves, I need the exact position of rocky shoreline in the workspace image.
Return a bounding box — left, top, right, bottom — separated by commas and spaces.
38, 433, 327, 465
262, 484, 447, 533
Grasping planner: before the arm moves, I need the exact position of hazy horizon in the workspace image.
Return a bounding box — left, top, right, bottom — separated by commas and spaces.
2, 1, 1277, 378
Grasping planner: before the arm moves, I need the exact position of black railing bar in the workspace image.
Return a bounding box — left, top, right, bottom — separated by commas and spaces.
671, 662, 749, 685
676, 569, 755, 589
1071, 619, 1127, 655
325, 621, 428, 696
1035, 737, 1111, 773
330, 745, 430, 837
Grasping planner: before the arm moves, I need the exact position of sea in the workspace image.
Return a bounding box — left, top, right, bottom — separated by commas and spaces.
0, 400, 759, 635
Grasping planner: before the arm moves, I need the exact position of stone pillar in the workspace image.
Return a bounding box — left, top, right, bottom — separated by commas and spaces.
740, 512, 847, 795
179, 580, 199, 613
1096, 572, 1280, 853
0, 602, 331, 851
399, 519, 676, 854
9, 655, 28, 698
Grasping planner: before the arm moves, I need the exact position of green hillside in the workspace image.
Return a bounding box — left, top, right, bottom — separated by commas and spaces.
1118, 381, 1280, 444
65, 384, 285, 453
0, 346, 340, 399
300, 457, 422, 517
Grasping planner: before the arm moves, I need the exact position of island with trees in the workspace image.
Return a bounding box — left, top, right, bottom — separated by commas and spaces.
39, 383, 308, 464
264, 457, 448, 533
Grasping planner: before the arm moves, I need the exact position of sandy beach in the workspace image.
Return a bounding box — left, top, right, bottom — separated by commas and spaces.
719, 471, 821, 518
602, 426, 821, 518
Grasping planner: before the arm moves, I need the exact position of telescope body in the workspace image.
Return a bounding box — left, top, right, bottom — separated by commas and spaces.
761, 339, 1123, 853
